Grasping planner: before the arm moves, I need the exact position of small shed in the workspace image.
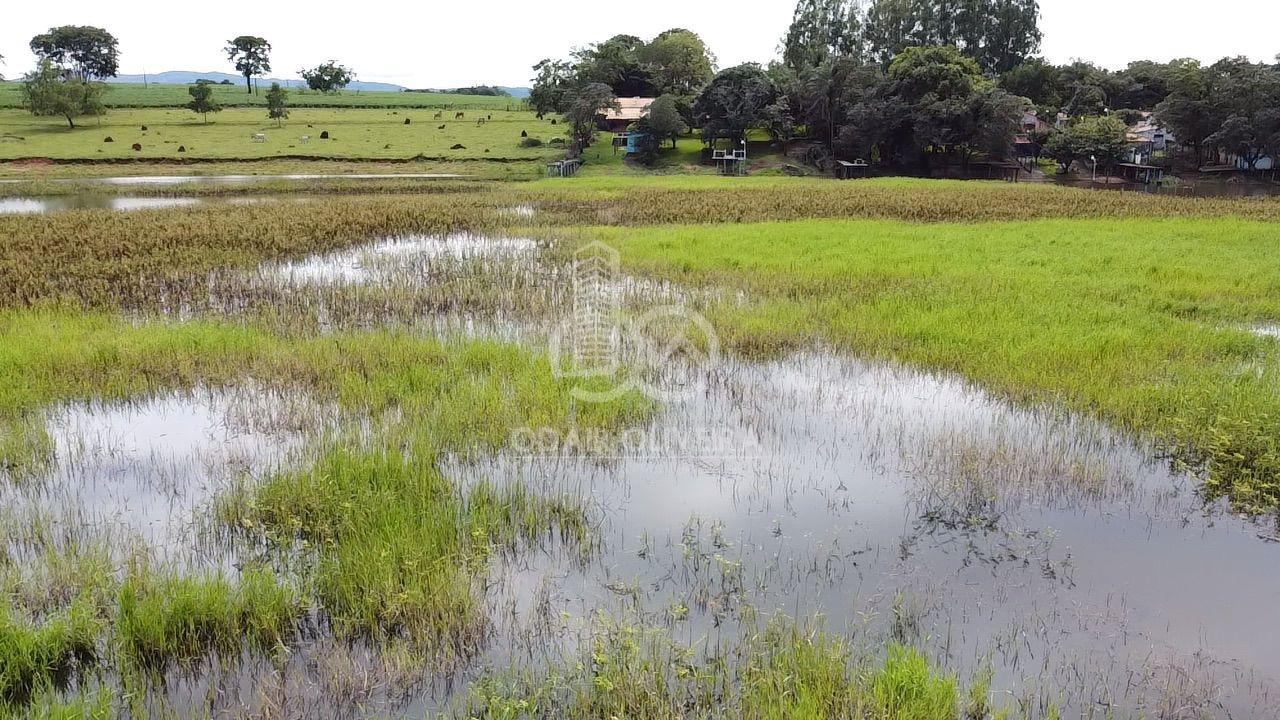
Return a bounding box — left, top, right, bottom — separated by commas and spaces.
611, 131, 651, 155
835, 159, 869, 179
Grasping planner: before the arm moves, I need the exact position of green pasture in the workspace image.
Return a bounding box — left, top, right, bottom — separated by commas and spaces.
0, 81, 522, 109
0, 106, 565, 161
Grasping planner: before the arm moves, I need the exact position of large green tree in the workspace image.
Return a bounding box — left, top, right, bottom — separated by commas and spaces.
225, 36, 272, 95
529, 59, 576, 115
693, 64, 779, 143
863, 0, 1041, 74
301, 61, 354, 93
781, 0, 865, 70
562, 82, 619, 151
1043, 115, 1127, 173
20, 59, 105, 128
639, 29, 716, 95
29, 26, 120, 80
637, 93, 688, 147
573, 35, 656, 97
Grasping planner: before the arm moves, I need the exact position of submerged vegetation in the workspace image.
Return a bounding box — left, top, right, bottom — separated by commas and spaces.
2, 175, 1279, 716
466, 618, 965, 720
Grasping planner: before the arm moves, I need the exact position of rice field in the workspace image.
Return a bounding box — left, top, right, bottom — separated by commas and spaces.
2, 176, 1280, 718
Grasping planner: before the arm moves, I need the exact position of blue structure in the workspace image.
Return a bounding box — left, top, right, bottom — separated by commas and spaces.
614, 131, 652, 155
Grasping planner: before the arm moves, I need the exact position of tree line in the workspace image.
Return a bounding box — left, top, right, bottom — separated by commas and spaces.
533, 0, 1280, 173
8, 26, 356, 128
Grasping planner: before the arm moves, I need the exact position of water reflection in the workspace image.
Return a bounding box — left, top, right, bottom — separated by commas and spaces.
0, 195, 202, 214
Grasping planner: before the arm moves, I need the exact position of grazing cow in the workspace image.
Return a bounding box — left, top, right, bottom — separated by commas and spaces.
433, 111, 442, 119
455, 112, 464, 120
438, 124, 446, 130
252, 133, 266, 143
476, 118, 486, 126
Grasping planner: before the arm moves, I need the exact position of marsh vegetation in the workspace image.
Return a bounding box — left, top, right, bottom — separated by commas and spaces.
2, 177, 1279, 718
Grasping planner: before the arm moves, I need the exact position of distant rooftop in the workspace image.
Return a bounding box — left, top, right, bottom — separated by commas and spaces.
602, 97, 656, 122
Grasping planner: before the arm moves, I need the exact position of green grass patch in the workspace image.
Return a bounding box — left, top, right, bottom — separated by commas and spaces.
0, 107, 561, 162
577, 215, 1280, 512
115, 566, 300, 670
0, 601, 99, 708
465, 617, 962, 720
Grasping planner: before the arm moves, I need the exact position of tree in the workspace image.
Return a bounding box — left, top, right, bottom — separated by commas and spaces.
20, 60, 105, 129
266, 82, 288, 126
781, 0, 865, 71
977, 0, 1043, 74
562, 82, 618, 152
29, 26, 120, 80
640, 29, 716, 95
1044, 115, 1126, 173
1000, 58, 1063, 116
693, 64, 778, 143
1205, 110, 1280, 170
863, 0, 1041, 73
574, 35, 656, 97
225, 36, 272, 95
638, 94, 688, 147
301, 61, 354, 93
1154, 61, 1217, 162
529, 59, 576, 115
185, 81, 222, 123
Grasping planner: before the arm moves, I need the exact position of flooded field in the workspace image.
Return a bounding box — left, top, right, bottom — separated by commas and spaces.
5, 178, 1280, 719
4, 220, 1279, 719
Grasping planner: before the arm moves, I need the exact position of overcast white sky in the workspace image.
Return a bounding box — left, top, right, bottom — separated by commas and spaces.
1, 1, 1276, 88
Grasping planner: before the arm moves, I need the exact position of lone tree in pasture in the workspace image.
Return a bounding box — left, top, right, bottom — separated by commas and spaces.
266, 82, 289, 126
21, 59, 105, 128
301, 61, 354, 93
29, 26, 120, 79
562, 82, 618, 153
186, 80, 222, 123
226, 36, 272, 94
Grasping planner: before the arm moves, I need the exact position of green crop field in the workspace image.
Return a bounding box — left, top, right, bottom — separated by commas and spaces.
0, 107, 565, 162
0, 81, 523, 109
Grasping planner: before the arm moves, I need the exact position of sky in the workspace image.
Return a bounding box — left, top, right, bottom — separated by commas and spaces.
1, 1, 1276, 88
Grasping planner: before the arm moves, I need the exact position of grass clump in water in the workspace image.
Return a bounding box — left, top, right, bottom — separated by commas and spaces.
115, 566, 301, 670
464, 617, 962, 720
0, 601, 99, 708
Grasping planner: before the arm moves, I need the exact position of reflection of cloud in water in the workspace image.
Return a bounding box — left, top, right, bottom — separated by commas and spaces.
1, 385, 323, 566
460, 352, 1280, 718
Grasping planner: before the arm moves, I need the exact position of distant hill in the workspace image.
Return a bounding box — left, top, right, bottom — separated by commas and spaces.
106, 71, 406, 93
496, 87, 531, 99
